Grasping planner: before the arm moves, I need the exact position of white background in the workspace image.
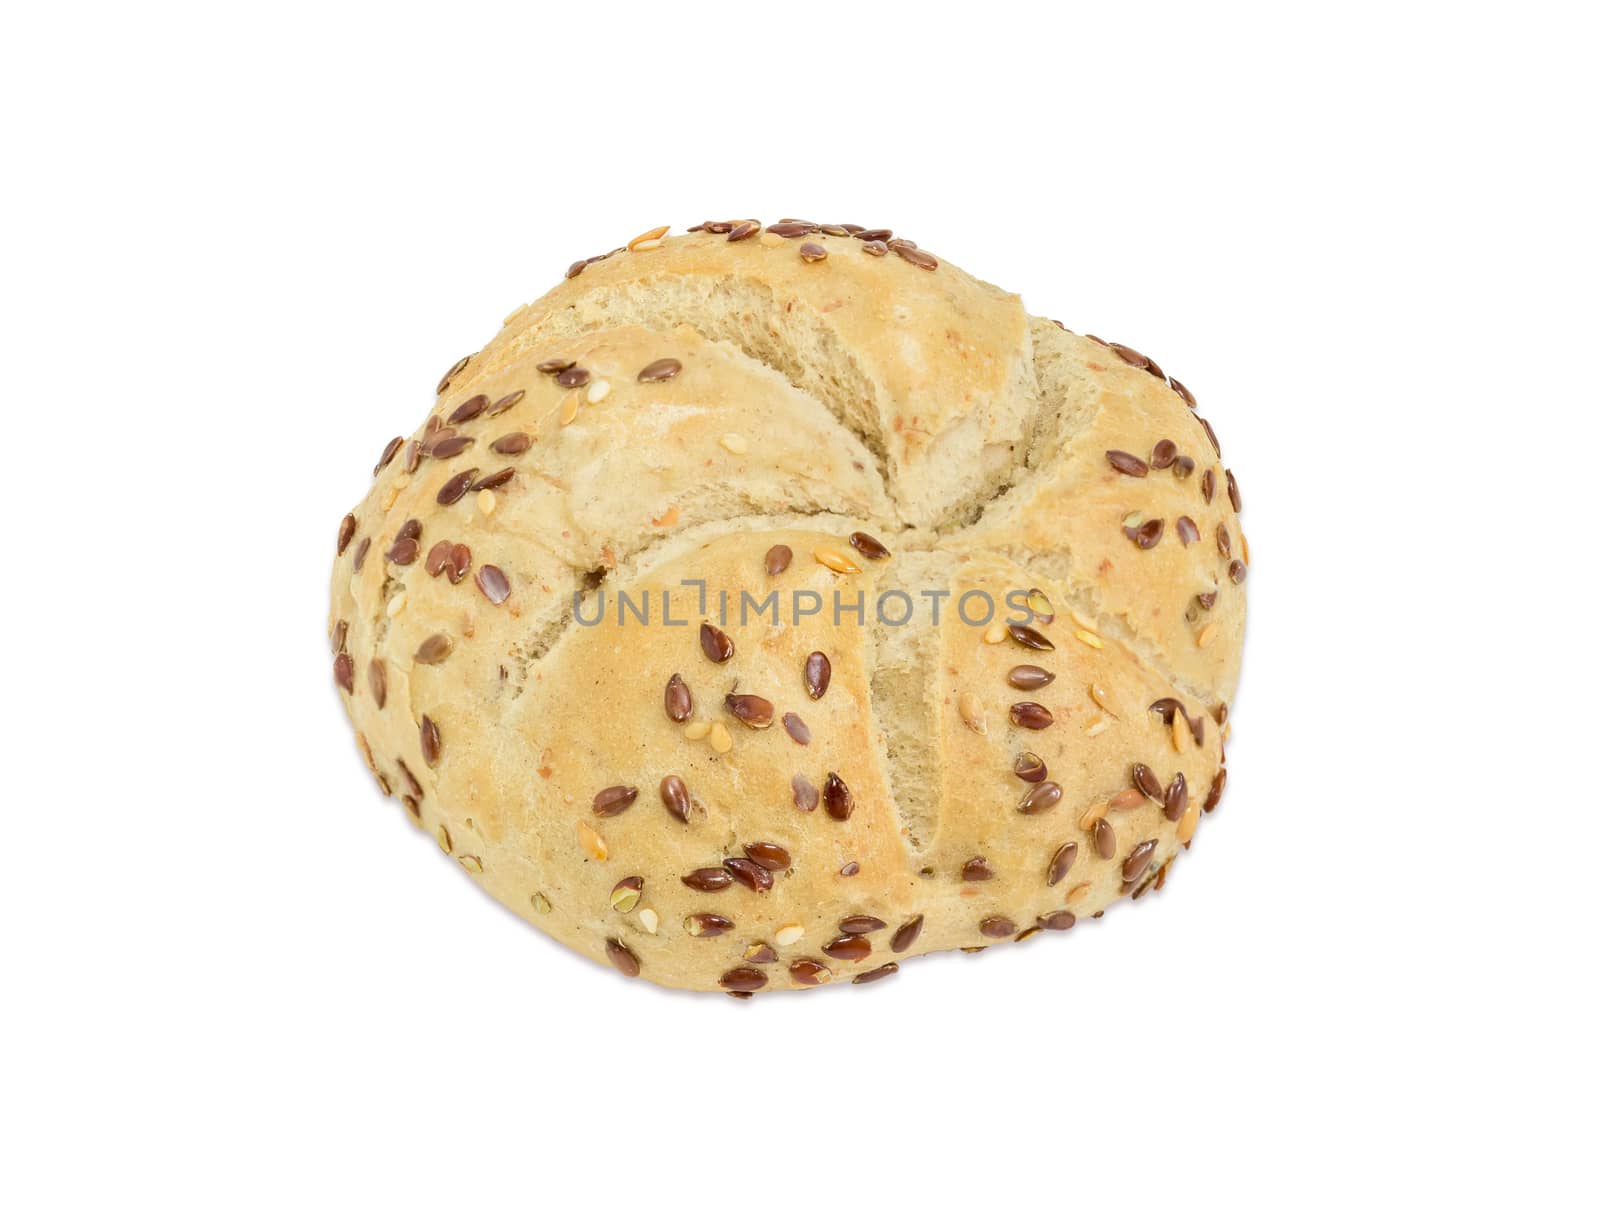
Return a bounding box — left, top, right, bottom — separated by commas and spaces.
2, 2, 1594, 1201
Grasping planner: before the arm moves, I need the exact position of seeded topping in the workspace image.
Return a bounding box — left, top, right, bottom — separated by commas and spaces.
1201, 468, 1216, 503
554, 365, 592, 391
725, 693, 775, 729
1046, 841, 1078, 886
374, 435, 404, 476
797, 241, 829, 263
839, 915, 886, 935
425, 540, 471, 583
486, 389, 525, 417
1093, 817, 1116, 859
861, 240, 888, 256
334, 652, 354, 692
592, 785, 638, 818
1040, 910, 1077, 931
1199, 416, 1221, 455
659, 774, 692, 824
727, 221, 759, 242
840, 862, 859, 877
723, 857, 774, 892
895, 244, 938, 270
419, 715, 442, 766
471, 467, 514, 493
1204, 767, 1227, 813
1132, 763, 1163, 800
363, 660, 387, 709
608, 876, 644, 913
764, 221, 813, 238
1164, 773, 1189, 822
890, 915, 924, 953
1196, 590, 1218, 610
823, 772, 854, 821
1122, 839, 1158, 884
1005, 623, 1054, 654
962, 857, 994, 882
487, 432, 532, 458
535, 359, 573, 377
792, 773, 819, 812
1007, 664, 1055, 690
436, 355, 470, 395
1009, 701, 1054, 730
804, 651, 831, 699
337, 514, 357, 555
744, 942, 777, 964
979, 917, 1016, 939
1176, 516, 1200, 546
1106, 450, 1149, 477
1013, 752, 1048, 782
1019, 780, 1063, 815
782, 712, 811, 745
854, 964, 898, 985
1110, 788, 1144, 811
790, 959, 831, 986
685, 913, 734, 937
664, 673, 693, 723
1173, 455, 1195, 479
683, 867, 734, 892
605, 938, 641, 978
331, 620, 348, 654
1216, 525, 1232, 558
630, 356, 683, 385
386, 536, 420, 566
1229, 559, 1248, 584
1151, 439, 1177, 469
436, 469, 478, 505
823, 934, 872, 962
720, 966, 767, 993
1225, 468, 1242, 512
475, 564, 511, 605
446, 395, 486, 425
849, 531, 890, 560
700, 622, 735, 663
744, 842, 790, 872
813, 547, 860, 574
1125, 518, 1164, 550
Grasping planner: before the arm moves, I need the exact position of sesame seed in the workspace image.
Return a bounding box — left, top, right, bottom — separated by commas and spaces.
638, 908, 659, 934
983, 621, 1007, 645
958, 691, 986, 733
709, 723, 733, 754
386, 592, 407, 618
1196, 622, 1219, 648
1089, 683, 1113, 712
436, 825, 452, 853
1074, 629, 1104, 649
758, 231, 783, 247
1110, 788, 1144, 811
684, 720, 711, 741
719, 433, 748, 454
577, 821, 608, 862
476, 491, 495, 516
1067, 882, 1093, 905
530, 892, 552, 915
585, 379, 611, 404
775, 923, 805, 947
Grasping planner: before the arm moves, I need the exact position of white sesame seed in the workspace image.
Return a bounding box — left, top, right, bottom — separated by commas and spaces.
476, 490, 496, 516
558, 393, 580, 426
720, 433, 748, 454
386, 592, 407, 618
586, 379, 611, 404
709, 722, 733, 754
684, 721, 710, 741
637, 907, 659, 934
775, 924, 805, 946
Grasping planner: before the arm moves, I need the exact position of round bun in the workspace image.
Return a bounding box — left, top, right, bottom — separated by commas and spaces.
328, 219, 1246, 993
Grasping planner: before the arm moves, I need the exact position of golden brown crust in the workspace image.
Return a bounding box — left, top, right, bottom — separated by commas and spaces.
328, 221, 1246, 993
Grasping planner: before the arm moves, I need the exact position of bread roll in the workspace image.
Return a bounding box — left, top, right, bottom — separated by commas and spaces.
328, 219, 1246, 993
